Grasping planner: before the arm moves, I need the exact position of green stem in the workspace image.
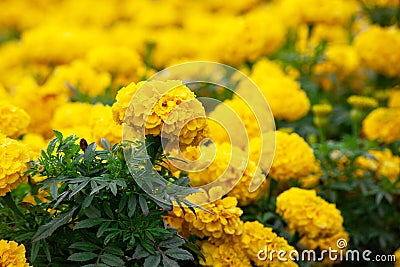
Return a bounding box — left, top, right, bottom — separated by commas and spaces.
289, 231, 301, 246
267, 178, 278, 205
2, 192, 25, 219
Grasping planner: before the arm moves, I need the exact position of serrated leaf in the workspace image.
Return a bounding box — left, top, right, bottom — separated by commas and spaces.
128, 195, 137, 218
101, 138, 111, 150
97, 221, 111, 238
74, 218, 107, 230
69, 242, 99, 252
69, 180, 90, 199
105, 245, 124, 256
139, 195, 149, 216
132, 244, 150, 259
53, 130, 63, 141
165, 248, 193, 261
104, 231, 120, 245
33, 208, 77, 242
144, 253, 161, 267
159, 237, 185, 249
84, 205, 101, 218
31, 241, 40, 263
109, 182, 117, 196
103, 202, 114, 219
42, 240, 51, 262
83, 194, 94, 208
53, 190, 69, 210
100, 253, 124, 266
119, 194, 128, 212
162, 256, 179, 267
68, 252, 98, 262
50, 181, 59, 199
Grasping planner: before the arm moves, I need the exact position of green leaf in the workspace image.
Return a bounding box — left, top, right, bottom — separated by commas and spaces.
109, 182, 118, 196
105, 245, 124, 256
84, 205, 101, 218
159, 237, 185, 249
50, 181, 59, 199
103, 202, 114, 219
83, 194, 94, 208
100, 253, 124, 266
74, 218, 107, 230
165, 248, 193, 261
162, 256, 179, 267
119, 194, 128, 212
53, 130, 63, 141
69, 180, 90, 199
101, 138, 111, 150
128, 194, 137, 218
31, 241, 40, 263
104, 231, 120, 245
42, 240, 51, 262
33, 208, 77, 242
144, 253, 161, 267
132, 244, 151, 259
69, 242, 99, 252
139, 195, 149, 216
97, 221, 111, 238
68, 252, 98, 262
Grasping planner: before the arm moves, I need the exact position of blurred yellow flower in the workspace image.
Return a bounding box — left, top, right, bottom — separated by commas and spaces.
347, 95, 378, 109
199, 239, 251, 267
362, 107, 400, 143
0, 134, 31, 196
0, 240, 30, 267
276, 188, 345, 239
0, 103, 30, 139
354, 25, 400, 77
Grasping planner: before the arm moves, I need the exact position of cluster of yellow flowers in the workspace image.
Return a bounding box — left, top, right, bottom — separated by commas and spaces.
112, 80, 207, 146
166, 197, 297, 266
0, 240, 30, 267
0, 134, 31, 197
355, 149, 400, 182
276, 187, 348, 260
362, 108, 400, 143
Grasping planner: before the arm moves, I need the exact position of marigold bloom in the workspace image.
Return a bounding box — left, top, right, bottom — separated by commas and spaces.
312, 104, 333, 117
0, 135, 31, 197
0, 240, 30, 267
362, 107, 400, 143
388, 90, 400, 108
354, 25, 400, 77
395, 248, 400, 267
118, 80, 207, 147
267, 131, 320, 182
164, 197, 243, 239
355, 149, 400, 182
241, 221, 298, 267
248, 59, 310, 122
0, 103, 30, 138
177, 142, 268, 206
276, 188, 344, 239
199, 239, 251, 267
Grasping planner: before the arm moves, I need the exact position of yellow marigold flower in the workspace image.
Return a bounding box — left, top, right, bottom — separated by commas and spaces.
355, 149, 400, 182
354, 25, 400, 77
267, 131, 320, 182
388, 90, 400, 108
248, 59, 310, 122
164, 197, 243, 239
120, 80, 207, 146
112, 82, 144, 125
394, 247, 400, 267
12, 77, 68, 138
241, 221, 298, 267
0, 134, 31, 197
86, 44, 145, 82
0, 240, 30, 267
276, 188, 344, 239
312, 104, 333, 117
21, 133, 47, 158
362, 107, 400, 143
199, 239, 251, 267
46, 60, 111, 97
22, 190, 50, 205
300, 230, 349, 264
347, 95, 378, 109
0, 103, 30, 138
176, 142, 268, 206
52, 102, 122, 147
